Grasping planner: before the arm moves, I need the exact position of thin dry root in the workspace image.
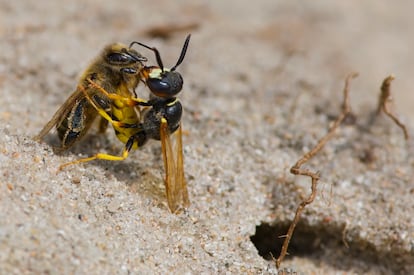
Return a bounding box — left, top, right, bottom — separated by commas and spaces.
377, 75, 409, 140
275, 72, 358, 268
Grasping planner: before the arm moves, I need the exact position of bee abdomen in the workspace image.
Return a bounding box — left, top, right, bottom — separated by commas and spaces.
57, 98, 97, 149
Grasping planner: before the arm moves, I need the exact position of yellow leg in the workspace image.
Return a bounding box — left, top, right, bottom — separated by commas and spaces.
58, 145, 131, 171
98, 117, 109, 133
58, 81, 142, 172
86, 78, 148, 106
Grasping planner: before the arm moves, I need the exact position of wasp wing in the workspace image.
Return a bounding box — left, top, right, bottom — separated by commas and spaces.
174, 123, 190, 208
160, 119, 189, 213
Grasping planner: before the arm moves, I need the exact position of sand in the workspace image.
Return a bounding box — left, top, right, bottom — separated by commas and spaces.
1, 1, 413, 274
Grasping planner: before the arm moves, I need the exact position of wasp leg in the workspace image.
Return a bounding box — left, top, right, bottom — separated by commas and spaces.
57, 85, 146, 171
86, 78, 149, 107
98, 117, 109, 133
77, 84, 135, 129
58, 134, 140, 171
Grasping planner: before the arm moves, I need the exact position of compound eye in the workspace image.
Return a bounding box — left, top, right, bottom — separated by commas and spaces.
107, 53, 132, 64
147, 72, 183, 98
147, 78, 172, 97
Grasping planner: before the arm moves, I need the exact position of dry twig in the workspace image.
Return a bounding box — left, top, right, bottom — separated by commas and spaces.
275, 72, 358, 268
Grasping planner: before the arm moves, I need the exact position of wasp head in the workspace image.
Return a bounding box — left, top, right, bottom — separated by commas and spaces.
130, 34, 191, 98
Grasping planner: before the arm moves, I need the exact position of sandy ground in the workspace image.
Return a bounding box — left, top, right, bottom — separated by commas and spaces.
1, 0, 413, 274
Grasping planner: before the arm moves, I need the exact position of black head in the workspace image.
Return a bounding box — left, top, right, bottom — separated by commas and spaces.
130, 34, 191, 98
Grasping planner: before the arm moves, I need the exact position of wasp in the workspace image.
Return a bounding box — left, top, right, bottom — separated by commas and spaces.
57, 35, 191, 213
34, 43, 148, 149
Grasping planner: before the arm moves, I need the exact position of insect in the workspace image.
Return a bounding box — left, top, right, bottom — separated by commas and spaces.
58, 35, 191, 213
34, 43, 148, 149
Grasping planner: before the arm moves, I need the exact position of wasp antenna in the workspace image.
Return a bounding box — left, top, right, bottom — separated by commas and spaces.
152, 47, 164, 71
119, 47, 147, 62
129, 41, 164, 71
128, 41, 139, 49
171, 34, 191, 71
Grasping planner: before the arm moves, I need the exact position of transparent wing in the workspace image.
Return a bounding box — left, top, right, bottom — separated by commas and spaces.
33, 88, 86, 141
160, 119, 189, 213
175, 123, 190, 207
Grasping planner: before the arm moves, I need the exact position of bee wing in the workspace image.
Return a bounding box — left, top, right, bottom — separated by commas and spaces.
160, 119, 189, 213
33, 88, 86, 141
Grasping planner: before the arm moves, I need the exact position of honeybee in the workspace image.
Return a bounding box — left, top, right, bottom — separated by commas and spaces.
34, 43, 148, 149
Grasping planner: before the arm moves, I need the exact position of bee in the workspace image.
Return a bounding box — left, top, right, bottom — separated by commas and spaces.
34, 43, 148, 150
59, 35, 191, 213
